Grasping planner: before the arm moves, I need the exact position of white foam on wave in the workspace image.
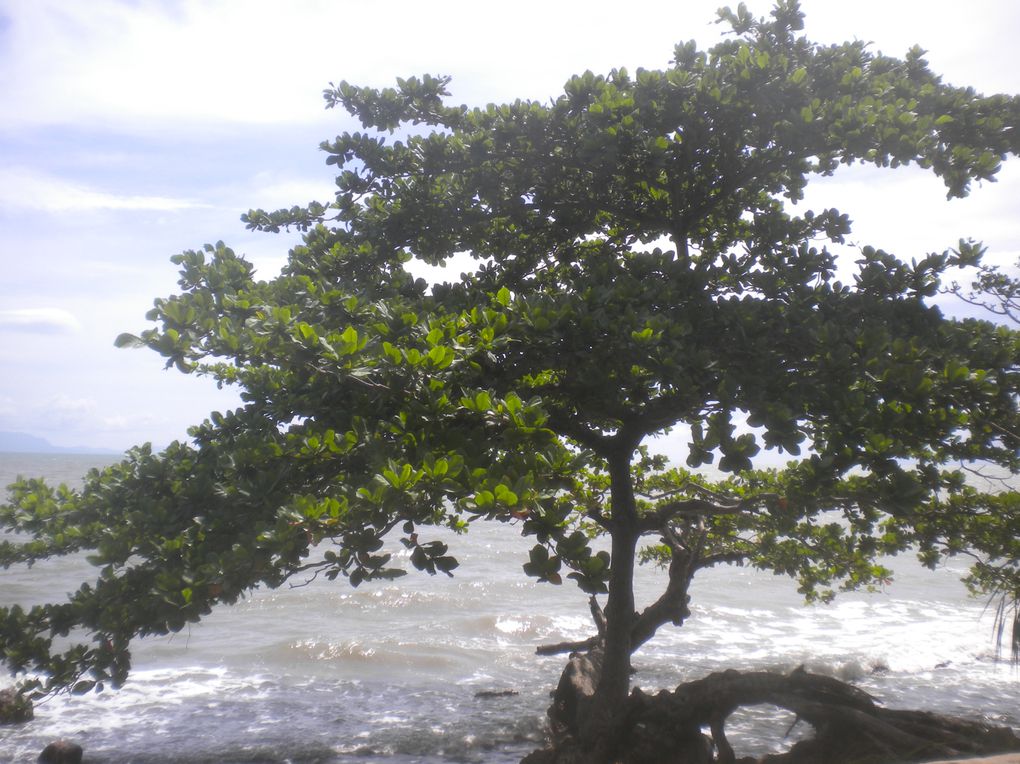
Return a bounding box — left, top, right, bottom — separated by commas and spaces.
0, 665, 280, 763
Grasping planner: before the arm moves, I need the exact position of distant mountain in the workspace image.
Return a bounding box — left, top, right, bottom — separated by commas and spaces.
0, 431, 118, 455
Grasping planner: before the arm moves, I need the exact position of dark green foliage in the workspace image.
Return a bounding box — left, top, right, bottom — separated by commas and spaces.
2, 1, 1019, 710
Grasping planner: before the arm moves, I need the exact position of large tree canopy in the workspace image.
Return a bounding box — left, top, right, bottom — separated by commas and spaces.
3, 2, 1020, 759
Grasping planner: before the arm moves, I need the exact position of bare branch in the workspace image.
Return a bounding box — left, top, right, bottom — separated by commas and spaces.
287, 560, 332, 585
638, 492, 776, 533
589, 595, 608, 637
535, 597, 608, 656
634, 484, 690, 502
535, 636, 600, 656
585, 504, 613, 529
698, 551, 751, 569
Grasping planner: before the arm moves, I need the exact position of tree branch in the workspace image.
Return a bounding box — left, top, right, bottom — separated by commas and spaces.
535, 597, 609, 656
589, 595, 608, 637
629, 522, 705, 649
638, 493, 774, 533
536, 635, 601, 656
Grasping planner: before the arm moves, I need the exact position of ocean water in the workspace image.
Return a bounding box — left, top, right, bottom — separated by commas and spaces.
2, 453, 1019, 763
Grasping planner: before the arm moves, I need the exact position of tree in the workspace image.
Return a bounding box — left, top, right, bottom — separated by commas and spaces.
3, 2, 1020, 761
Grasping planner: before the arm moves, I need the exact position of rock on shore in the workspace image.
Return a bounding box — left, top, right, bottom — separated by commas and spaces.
38, 740, 83, 764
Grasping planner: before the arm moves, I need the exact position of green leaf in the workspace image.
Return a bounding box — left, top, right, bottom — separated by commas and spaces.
382, 341, 402, 364
114, 333, 145, 349
434, 556, 460, 575
494, 484, 519, 506
339, 326, 360, 353
428, 345, 454, 368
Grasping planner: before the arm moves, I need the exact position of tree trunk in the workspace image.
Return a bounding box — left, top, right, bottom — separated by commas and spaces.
579, 451, 641, 761
526, 666, 1020, 764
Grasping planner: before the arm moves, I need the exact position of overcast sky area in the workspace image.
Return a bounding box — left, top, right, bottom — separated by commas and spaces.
0, 0, 1018, 453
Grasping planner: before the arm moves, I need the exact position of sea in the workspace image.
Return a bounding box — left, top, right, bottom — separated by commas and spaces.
1, 452, 1019, 763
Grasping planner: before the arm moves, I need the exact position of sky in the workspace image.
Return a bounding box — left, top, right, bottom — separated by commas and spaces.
0, 0, 1018, 453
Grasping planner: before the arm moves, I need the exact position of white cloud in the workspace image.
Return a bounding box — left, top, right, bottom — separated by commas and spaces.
0, 307, 81, 334
243, 173, 336, 212
1, 1, 352, 129
1, 0, 1015, 132
99, 413, 161, 433
0, 391, 169, 449
0, 168, 204, 213
48, 394, 98, 425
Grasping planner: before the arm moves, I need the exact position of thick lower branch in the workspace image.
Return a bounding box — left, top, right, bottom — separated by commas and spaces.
630, 542, 696, 650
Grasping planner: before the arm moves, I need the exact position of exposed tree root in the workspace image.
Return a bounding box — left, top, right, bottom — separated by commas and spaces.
524, 664, 1020, 764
